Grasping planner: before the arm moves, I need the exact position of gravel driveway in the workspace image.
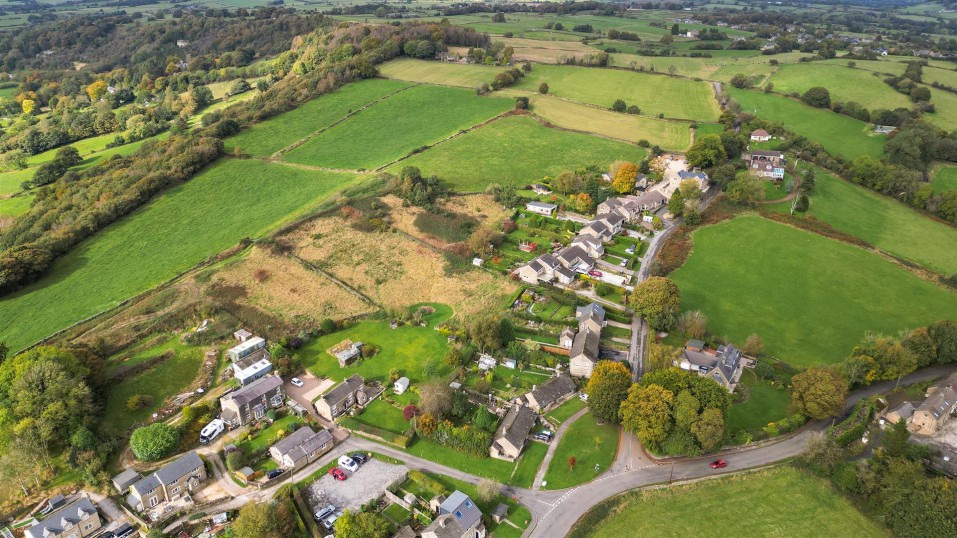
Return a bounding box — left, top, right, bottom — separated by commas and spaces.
303, 458, 408, 514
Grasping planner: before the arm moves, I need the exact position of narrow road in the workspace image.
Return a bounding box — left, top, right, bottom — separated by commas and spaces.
533, 408, 589, 490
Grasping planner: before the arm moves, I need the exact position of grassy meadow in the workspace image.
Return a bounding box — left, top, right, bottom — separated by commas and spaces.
513, 64, 721, 121
391, 115, 647, 191
0, 193, 33, 217
226, 78, 410, 156
0, 160, 360, 351
284, 84, 512, 170
378, 58, 507, 88
669, 215, 957, 366
768, 63, 912, 110
572, 466, 888, 538
768, 166, 957, 275
727, 87, 886, 159
921, 84, 957, 129
931, 162, 957, 193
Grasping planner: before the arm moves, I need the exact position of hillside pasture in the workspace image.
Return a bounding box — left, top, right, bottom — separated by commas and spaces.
669, 215, 957, 366
727, 88, 886, 160
931, 162, 957, 193
920, 84, 957, 129
226, 78, 410, 156
768, 166, 957, 275
0, 193, 33, 217
501, 37, 603, 63
768, 63, 912, 110
377, 58, 507, 88
0, 160, 360, 352
513, 64, 721, 121
390, 115, 648, 191
283, 84, 512, 170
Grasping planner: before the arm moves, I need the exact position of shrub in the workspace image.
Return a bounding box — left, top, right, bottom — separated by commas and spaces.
130, 423, 180, 462
127, 394, 149, 411
226, 451, 244, 472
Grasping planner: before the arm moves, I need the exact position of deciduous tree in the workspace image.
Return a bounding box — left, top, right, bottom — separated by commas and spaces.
129, 423, 180, 462
619, 383, 674, 446
790, 367, 847, 419
612, 161, 638, 194
629, 277, 681, 331
418, 380, 453, 419
585, 360, 633, 423
334, 511, 391, 538
691, 408, 725, 451
686, 134, 727, 169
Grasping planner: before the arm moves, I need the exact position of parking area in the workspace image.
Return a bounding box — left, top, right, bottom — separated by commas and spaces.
283, 372, 332, 419
303, 458, 408, 515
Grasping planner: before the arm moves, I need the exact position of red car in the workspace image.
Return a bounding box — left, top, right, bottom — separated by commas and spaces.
710, 459, 727, 469
588, 270, 603, 277
329, 468, 348, 481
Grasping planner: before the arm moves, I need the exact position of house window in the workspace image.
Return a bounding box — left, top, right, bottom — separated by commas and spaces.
149, 496, 159, 507
254, 407, 264, 419
172, 486, 180, 495
84, 523, 94, 531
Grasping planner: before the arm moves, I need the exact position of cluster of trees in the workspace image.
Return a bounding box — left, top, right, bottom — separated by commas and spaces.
843, 320, 957, 388
884, 62, 932, 103
231, 494, 308, 538
28, 146, 81, 189
629, 277, 682, 332
556, 51, 610, 67
392, 166, 445, 209
490, 65, 530, 91
585, 360, 732, 456
610, 99, 641, 115
606, 29, 641, 41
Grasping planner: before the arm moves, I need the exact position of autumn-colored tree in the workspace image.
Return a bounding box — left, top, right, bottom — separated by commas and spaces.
646, 342, 681, 372
629, 277, 681, 331
416, 413, 438, 436
574, 192, 593, 213
568, 456, 576, 469
21, 99, 35, 115
619, 383, 675, 446
86, 81, 108, 102
418, 380, 453, 419
585, 360, 633, 423
679, 310, 707, 339
402, 405, 417, 421
791, 367, 848, 419
742, 333, 765, 357
612, 161, 638, 194
334, 510, 391, 538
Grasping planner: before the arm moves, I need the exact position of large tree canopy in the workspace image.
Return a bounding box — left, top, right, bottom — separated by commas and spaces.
629, 277, 681, 331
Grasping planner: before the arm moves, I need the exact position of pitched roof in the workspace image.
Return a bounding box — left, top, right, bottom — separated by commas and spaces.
570, 328, 600, 363
224, 375, 283, 407
557, 245, 594, 268
155, 451, 204, 485
530, 375, 576, 409
581, 220, 610, 236
271, 427, 333, 461
322, 374, 364, 405
627, 191, 667, 207
494, 405, 537, 451
576, 303, 605, 326
26, 498, 98, 538
526, 201, 557, 211
918, 386, 957, 419
112, 469, 142, 492
596, 212, 625, 225
751, 129, 769, 136
682, 344, 741, 387
130, 474, 161, 497
677, 170, 708, 181
439, 491, 483, 531
750, 150, 784, 158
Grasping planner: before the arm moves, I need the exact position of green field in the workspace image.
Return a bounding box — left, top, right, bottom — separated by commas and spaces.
226, 78, 410, 156
727, 87, 886, 160
299, 304, 451, 387
0, 159, 360, 352
921, 84, 957, 130
573, 466, 887, 538
670, 215, 957, 366
512, 64, 720, 121
378, 58, 508, 88
768, 166, 957, 275
391, 115, 647, 191
284, 85, 511, 170
768, 64, 912, 110
546, 397, 587, 425
511, 441, 549, 489
931, 162, 957, 194
0, 194, 33, 217
0, 167, 37, 196
352, 399, 410, 435
542, 412, 619, 490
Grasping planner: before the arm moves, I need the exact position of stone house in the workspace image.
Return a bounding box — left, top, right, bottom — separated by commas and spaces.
315, 374, 368, 421
128, 451, 207, 511
25, 497, 101, 538
220, 375, 284, 428
269, 426, 334, 469
490, 405, 537, 461
524, 374, 577, 414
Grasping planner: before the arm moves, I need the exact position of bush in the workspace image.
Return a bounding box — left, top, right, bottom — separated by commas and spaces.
127, 394, 149, 411
130, 423, 180, 462
226, 451, 244, 472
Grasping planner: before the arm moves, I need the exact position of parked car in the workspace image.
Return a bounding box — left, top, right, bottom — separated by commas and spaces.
710, 459, 727, 469
338, 455, 359, 472
533, 434, 550, 442
619, 259, 628, 267
349, 452, 369, 465
588, 270, 603, 277
314, 504, 336, 522
626, 245, 636, 254
540, 429, 554, 439
579, 393, 589, 402
113, 524, 135, 538
290, 377, 304, 388
267, 468, 285, 480
321, 512, 342, 530
329, 468, 347, 481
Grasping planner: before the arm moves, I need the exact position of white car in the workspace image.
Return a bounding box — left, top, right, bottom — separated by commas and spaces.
290, 377, 304, 388
338, 455, 359, 472
579, 393, 589, 402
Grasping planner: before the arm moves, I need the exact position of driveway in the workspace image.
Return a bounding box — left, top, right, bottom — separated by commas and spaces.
284, 372, 333, 420
302, 458, 408, 513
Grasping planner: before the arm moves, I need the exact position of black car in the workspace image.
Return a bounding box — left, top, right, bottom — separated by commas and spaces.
113, 524, 135, 538
349, 452, 369, 465
267, 468, 286, 480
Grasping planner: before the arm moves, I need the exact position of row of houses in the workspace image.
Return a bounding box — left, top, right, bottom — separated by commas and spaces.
491, 374, 579, 461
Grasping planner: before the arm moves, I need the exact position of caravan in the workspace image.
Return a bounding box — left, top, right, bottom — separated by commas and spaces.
199, 418, 226, 444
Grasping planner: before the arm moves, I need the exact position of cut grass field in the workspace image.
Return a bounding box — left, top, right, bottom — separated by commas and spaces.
669, 215, 957, 366
541, 412, 619, 490
299, 304, 452, 387
512, 64, 721, 121
284, 85, 511, 170
727, 87, 886, 160
571, 466, 888, 538
767, 166, 957, 275
768, 64, 912, 110
351, 399, 410, 436
726, 370, 791, 436
524, 93, 691, 150
0, 159, 360, 352
226, 78, 410, 157
377, 58, 507, 88
931, 162, 957, 194
391, 115, 647, 191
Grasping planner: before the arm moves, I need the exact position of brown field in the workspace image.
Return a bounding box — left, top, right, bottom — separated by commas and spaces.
502, 37, 602, 63
383, 193, 513, 249
212, 246, 375, 321
284, 214, 517, 317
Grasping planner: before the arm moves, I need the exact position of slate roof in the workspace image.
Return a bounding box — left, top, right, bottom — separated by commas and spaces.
576, 303, 605, 326
581, 220, 611, 236
224, 375, 283, 407
112, 469, 142, 493
596, 212, 625, 226
677, 170, 709, 181
322, 374, 364, 405
526, 201, 557, 211
556, 245, 594, 268
530, 375, 576, 409
26, 498, 98, 538
627, 191, 667, 208
155, 451, 204, 486
271, 427, 333, 461
682, 344, 741, 387
554, 266, 576, 281
494, 405, 537, 451
918, 387, 957, 419
130, 474, 161, 497
439, 491, 483, 531
570, 328, 600, 363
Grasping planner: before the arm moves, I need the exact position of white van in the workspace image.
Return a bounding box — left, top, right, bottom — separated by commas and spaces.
199, 419, 226, 444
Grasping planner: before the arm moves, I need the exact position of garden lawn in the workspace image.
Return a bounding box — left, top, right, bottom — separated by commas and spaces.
726, 370, 791, 436
546, 397, 586, 425
931, 162, 957, 193
761, 180, 789, 202
299, 304, 452, 387
510, 441, 548, 489
768, 165, 957, 275
513, 64, 720, 121
352, 399, 409, 436
727, 87, 886, 160
406, 438, 517, 483
101, 345, 205, 434
283, 85, 511, 169
0, 159, 360, 352
572, 466, 887, 538
669, 215, 957, 366
524, 93, 691, 151
237, 415, 302, 453
392, 115, 647, 191
427, 473, 532, 538
226, 78, 409, 156
768, 64, 912, 110
542, 412, 619, 490
377, 58, 508, 88
381, 503, 411, 526
0, 193, 33, 217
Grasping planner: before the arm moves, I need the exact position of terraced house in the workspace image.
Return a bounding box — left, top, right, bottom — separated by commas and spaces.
127, 451, 208, 511
220, 374, 285, 428
25, 497, 101, 538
